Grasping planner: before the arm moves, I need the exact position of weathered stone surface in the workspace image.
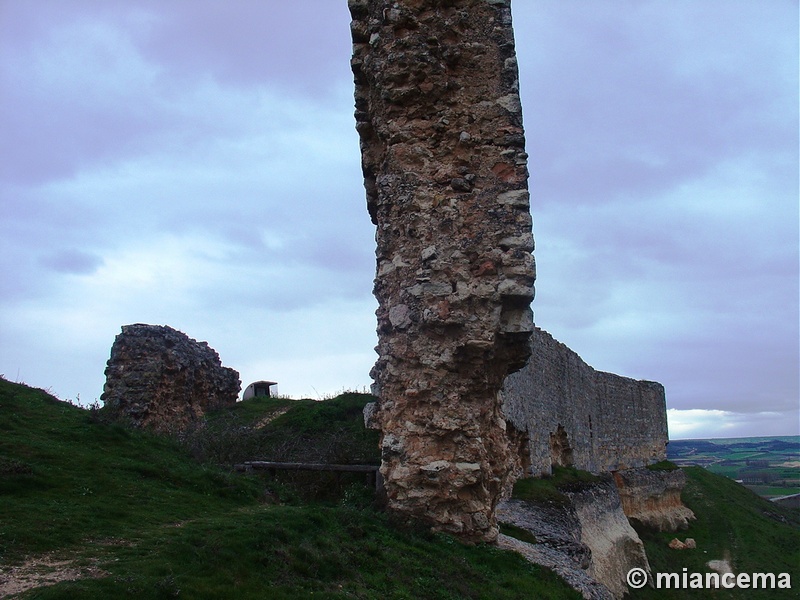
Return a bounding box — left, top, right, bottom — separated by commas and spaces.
498, 476, 652, 599
497, 534, 615, 600
101, 324, 240, 432
613, 468, 696, 532
498, 499, 593, 571
502, 328, 667, 476
566, 478, 651, 599
350, 0, 535, 542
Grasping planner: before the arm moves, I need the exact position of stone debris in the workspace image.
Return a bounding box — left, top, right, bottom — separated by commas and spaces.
668, 538, 690, 550
707, 558, 734, 575
101, 324, 240, 432
350, 0, 535, 542
668, 537, 697, 551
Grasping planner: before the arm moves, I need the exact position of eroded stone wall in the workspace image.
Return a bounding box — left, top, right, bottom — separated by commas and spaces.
101, 324, 240, 431
350, 0, 535, 542
503, 328, 667, 476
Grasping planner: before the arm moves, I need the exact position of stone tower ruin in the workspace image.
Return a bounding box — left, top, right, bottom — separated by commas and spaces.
349, 0, 535, 542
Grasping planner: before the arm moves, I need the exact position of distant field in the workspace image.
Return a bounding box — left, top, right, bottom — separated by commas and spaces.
667, 436, 800, 499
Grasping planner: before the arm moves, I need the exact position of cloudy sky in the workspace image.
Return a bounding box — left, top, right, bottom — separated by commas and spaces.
1, 0, 797, 439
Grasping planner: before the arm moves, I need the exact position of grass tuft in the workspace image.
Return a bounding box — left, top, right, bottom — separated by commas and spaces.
646, 460, 679, 472
512, 466, 601, 505
499, 523, 538, 545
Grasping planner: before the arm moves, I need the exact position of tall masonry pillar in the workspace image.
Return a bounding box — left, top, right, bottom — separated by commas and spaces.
349, 0, 535, 542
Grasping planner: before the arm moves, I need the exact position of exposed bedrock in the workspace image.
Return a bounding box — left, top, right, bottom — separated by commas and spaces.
101, 324, 240, 432
569, 478, 652, 599
349, 0, 535, 542
503, 328, 668, 476
498, 477, 652, 600
613, 468, 696, 532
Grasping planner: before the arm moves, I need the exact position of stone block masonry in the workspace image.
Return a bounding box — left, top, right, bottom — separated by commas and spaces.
502, 328, 668, 476
101, 324, 240, 432
349, 0, 535, 542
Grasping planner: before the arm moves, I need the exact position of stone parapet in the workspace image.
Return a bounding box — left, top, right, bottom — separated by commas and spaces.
502, 328, 667, 476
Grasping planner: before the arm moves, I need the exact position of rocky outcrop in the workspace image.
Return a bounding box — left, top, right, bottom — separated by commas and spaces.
503, 328, 668, 476
613, 468, 695, 532
568, 478, 652, 599
349, 0, 535, 542
101, 324, 240, 432
497, 498, 594, 575
497, 534, 614, 600
498, 477, 651, 599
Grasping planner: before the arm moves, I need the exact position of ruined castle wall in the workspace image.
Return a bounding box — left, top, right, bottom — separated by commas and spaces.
350, 0, 535, 542
101, 324, 240, 432
502, 328, 667, 475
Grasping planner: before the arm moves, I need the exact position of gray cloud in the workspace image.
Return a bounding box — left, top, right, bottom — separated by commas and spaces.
515, 1, 797, 208
135, 0, 352, 92
0, 1, 796, 436
39, 249, 103, 274
515, 0, 798, 431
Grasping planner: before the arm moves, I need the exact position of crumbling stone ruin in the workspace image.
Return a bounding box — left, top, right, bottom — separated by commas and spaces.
349, 2, 694, 593
498, 328, 693, 597
349, 0, 535, 542
502, 327, 668, 476
101, 324, 240, 431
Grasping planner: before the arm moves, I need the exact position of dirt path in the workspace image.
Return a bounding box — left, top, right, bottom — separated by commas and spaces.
0, 553, 107, 598
253, 406, 291, 429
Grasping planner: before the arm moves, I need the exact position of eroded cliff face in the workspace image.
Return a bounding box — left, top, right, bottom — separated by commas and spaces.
349, 0, 535, 542
498, 477, 652, 599
613, 468, 696, 532
503, 328, 668, 476
101, 324, 240, 432
568, 478, 652, 599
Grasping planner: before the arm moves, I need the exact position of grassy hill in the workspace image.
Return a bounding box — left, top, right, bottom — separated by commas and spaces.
1, 377, 797, 598
631, 466, 799, 599
0, 378, 577, 599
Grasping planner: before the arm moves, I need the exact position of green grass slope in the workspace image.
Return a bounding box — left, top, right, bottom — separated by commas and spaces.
631, 466, 799, 599
181, 391, 382, 468
0, 379, 261, 562
0, 378, 578, 599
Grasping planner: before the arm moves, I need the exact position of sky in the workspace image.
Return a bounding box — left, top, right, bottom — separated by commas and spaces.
0, 0, 797, 440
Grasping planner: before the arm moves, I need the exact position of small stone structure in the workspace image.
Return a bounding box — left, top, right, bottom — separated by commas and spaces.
502, 328, 668, 476
101, 324, 240, 431
350, 0, 535, 542
243, 380, 278, 400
